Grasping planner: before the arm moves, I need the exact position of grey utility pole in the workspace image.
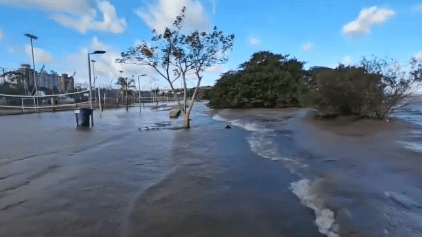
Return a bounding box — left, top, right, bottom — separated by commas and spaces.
91, 59, 101, 111
87, 50, 106, 126
24, 33, 38, 106
138, 74, 146, 112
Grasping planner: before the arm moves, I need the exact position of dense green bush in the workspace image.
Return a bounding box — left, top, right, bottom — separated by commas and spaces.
208, 52, 422, 120
305, 66, 383, 117
306, 57, 422, 119
208, 51, 308, 108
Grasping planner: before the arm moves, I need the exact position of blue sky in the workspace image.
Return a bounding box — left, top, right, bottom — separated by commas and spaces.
0, 0, 422, 90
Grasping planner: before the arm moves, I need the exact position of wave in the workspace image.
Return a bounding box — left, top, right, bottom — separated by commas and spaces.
291, 179, 339, 237
213, 111, 339, 236
212, 114, 274, 132
245, 130, 340, 236
246, 132, 290, 161
212, 114, 229, 122
397, 141, 422, 153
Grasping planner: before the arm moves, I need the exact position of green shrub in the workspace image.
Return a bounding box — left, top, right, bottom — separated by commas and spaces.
306, 66, 383, 117
209, 51, 308, 109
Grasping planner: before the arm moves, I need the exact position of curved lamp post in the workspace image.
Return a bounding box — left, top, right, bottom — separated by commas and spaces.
138, 74, 147, 112
91, 59, 102, 110
24, 33, 38, 106
88, 50, 106, 126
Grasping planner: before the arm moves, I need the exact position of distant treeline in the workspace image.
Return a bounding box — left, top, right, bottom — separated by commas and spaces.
206, 51, 422, 120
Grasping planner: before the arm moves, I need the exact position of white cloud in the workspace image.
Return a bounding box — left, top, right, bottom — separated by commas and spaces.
414, 51, 422, 61
301, 42, 313, 53
206, 64, 228, 74
52, 1, 127, 34
248, 37, 261, 46
414, 5, 422, 12
61, 38, 162, 90
342, 6, 395, 39
0, 0, 127, 34
91, 37, 109, 51
343, 56, 352, 66
135, 0, 211, 34
25, 44, 54, 64
63, 37, 225, 90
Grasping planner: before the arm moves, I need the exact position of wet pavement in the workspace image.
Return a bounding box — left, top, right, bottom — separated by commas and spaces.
0, 103, 322, 237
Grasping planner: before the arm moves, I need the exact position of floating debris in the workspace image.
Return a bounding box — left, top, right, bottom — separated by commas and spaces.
155, 122, 171, 127
324, 158, 338, 162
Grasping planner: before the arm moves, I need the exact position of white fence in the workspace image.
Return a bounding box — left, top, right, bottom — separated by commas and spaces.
0, 89, 91, 110
0, 89, 194, 111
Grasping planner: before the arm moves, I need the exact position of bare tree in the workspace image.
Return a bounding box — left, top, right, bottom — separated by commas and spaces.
117, 7, 235, 128
361, 56, 422, 119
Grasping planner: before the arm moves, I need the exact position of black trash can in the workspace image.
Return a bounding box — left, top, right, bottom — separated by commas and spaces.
75, 108, 93, 127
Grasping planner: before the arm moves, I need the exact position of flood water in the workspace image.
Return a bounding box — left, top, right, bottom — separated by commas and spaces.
1, 98, 422, 237
0, 102, 322, 237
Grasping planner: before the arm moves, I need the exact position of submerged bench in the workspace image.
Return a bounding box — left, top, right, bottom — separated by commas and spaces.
169, 109, 181, 118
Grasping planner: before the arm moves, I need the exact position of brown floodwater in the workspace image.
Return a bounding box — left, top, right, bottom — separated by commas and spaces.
0, 103, 323, 237
1, 99, 422, 236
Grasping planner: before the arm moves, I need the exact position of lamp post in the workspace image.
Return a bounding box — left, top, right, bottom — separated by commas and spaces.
150, 81, 152, 103
132, 75, 135, 106
138, 74, 147, 112
24, 33, 38, 105
88, 50, 106, 126
126, 76, 129, 111
91, 59, 101, 111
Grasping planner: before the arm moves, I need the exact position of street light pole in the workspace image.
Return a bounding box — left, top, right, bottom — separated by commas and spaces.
88, 53, 93, 110
138, 74, 146, 112
24, 33, 38, 106
150, 81, 154, 103
87, 50, 106, 126
91, 59, 101, 111
138, 76, 141, 112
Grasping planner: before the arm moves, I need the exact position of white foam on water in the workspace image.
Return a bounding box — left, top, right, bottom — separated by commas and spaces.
397, 141, 422, 153
212, 113, 274, 132
291, 179, 339, 237
212, 114, 229, 122
231, 120, 274, 132
247, 133, 284, 161
246, 133, 302, 162
214, 111, 337, 236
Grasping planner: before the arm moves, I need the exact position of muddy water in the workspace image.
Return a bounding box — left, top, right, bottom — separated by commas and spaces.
2, 98, 421, 237
213, 97, 422, 236
0, 103, 322, 236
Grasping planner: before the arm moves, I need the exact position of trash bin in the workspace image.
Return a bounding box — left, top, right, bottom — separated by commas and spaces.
75, 108, 93, 127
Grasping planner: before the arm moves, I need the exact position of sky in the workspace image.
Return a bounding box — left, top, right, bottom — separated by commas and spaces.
0, 0, 422, 91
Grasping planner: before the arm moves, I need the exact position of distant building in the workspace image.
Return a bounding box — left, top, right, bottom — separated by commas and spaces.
37, 70, 61, 90
19, 64, 34, 87
60, 74, 74, 93
1, 64, 74, 94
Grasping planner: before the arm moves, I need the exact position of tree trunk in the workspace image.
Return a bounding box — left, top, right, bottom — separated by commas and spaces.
183, 113, 190, 128
126, 88, 129, 111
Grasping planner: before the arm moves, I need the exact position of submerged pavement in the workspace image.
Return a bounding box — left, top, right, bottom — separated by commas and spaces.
0, 103, 322, 237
